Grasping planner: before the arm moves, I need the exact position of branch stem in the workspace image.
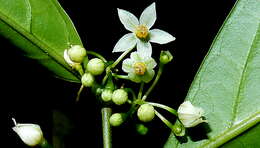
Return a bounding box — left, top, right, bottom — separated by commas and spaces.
147, 102, 177, 116
101, 107, 112, 148
142, 63, 164, 101
86, 51, 107, 63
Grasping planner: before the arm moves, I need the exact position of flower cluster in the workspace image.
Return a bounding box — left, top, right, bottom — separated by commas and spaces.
62, 2, 207, 137
13, 2, 207, 147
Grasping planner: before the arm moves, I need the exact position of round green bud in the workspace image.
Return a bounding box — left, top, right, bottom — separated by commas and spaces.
112, 89, 128, 105
101, 89, 113, 102
81, 73, 94, 87
160, 50, 173, 64
109, 113, 124, 127
137, 104, 155, 122
136, 124, 149, 135
87, 58, 105, 75
67, 45, 86, 63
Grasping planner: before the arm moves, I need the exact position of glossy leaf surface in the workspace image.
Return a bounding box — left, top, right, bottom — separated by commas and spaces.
0, 0, 82, 82
165, 0, 260, 147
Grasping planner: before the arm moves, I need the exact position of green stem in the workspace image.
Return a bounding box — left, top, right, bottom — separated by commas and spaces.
146, 102, 177, 116
102, 69, 111, 85
154, 110, 174, 129
76, 85, 84, 102
111, 48, 133, 68
125, 88, 137, 100
75, 64, 84, 76
102, 48, 133, 84
86, 51, 107, 63
138, 82, 145, 100
112, 73, 129, 80
40, 139, 53, 148
142, 63, 164, 101
101, 107, 112, 148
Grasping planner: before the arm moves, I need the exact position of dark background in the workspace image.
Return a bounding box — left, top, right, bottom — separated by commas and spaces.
5, 0, 236, 147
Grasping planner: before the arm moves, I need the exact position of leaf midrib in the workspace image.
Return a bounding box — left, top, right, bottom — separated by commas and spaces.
199, 10, 260, 148
200, 2, 260, 147
0, 6, 80, 81
230, 23, 259, 126
177, 0, 260, 147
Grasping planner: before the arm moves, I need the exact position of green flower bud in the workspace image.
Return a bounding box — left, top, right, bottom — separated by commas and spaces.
172, 120, 186, 137
67, 45, 86, 63
160, 50, 173, 64
109, 113, 124, 127
136, 124, 149, 135
81, 73, 95, 87
112, 89, 128, 105
137, 104, 155, 122
101, 89, 113, 102
87, 58, 105, 75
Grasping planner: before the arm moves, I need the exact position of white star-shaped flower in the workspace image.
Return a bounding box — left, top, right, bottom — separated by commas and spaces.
112, 3, 176, 57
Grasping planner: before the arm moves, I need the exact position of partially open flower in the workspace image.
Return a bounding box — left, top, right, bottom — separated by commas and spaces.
12, 118, 44, 147
64, 48, 81, 68
177, 101, 207, 128
122, 52, 156, 83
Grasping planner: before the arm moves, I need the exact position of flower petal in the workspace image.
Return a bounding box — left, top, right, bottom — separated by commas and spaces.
139, 3, 156, 29
118, 8, 139, 32
113, 33, 137, 52
122, 58, 134, 73
128, 73, 142, 83
142, 69, 155, 83
130, 51, 142, 62
149, 29, 176, 44
145, 58, 157, 69
137, 40, 152, 57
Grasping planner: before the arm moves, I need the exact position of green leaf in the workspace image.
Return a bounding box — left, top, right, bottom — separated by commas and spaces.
165, 0, 260, 147
220, 124, 260, 148
0, 0, 82, 82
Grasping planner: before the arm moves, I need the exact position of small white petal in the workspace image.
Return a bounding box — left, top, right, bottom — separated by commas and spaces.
118, 8, 139, 32
144, 58, 157, 69
64, 49, 80, 67
149, 29, 176, 44
130, 51, 142, 62
137, 40, 152, 57
113, 33, 137, 52
12, 123, 43, 146
122, 58, 134, 73
139, 3, 156, 29
142, 69, 155, 83
128, 72, 142, 83
177, 101, 207, 128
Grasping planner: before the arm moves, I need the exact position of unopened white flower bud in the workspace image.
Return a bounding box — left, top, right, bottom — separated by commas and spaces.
12, 118, 44, 147
177, 101, 207, 128
87, 58, 105, 76
81, 73, 95, 87
112, 89, 128, 105
109, 113, 124, 127
101, 89, 113, 102
137, 104, 155, 122
67, 45, 86, 63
